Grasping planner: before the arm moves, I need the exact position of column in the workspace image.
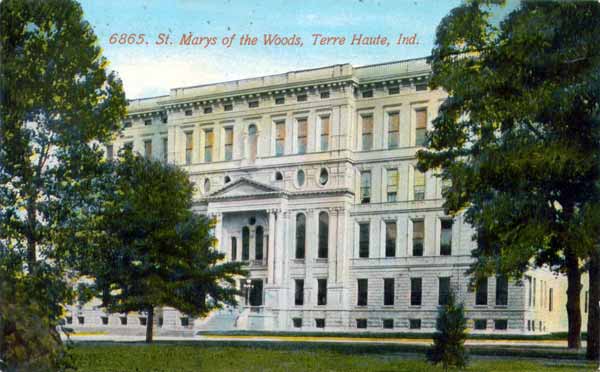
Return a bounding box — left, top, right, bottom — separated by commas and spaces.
328, 208, 339, 282
267, 210, 276, 284
336, 208, 346, 283
274, 209, 286, 285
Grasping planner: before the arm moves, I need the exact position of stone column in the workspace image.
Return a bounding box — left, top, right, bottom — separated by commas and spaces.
274, 209, 286, 285
267, 209, 276, 284
328, 208, 339, 282
336, 208, 346, 284
209, 212, 223, 253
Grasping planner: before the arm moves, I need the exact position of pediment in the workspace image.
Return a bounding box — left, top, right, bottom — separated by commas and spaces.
208, 177, 283, 199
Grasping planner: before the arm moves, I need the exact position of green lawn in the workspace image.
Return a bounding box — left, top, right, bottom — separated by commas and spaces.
72, 342, 596, 372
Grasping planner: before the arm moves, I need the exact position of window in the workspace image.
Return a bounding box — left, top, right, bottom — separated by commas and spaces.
383, 319, 394, 329
144, 119, 152, 126
249, 279, 263, 306
385, 221, 396, 257
293, 318, 302, 328
360, 171, 371, 204
315, 318, 325, 328
317, 279, 327, 305
416, 83, 427, 91
320, 91, 330, 99
203, 106, 212, 114
440, 219, 453, 256
414, 169, 425, 200
181, 317, 189, 327
476, 277, 488, 305
295, 279, 304, 306
185, 109, 193, 116
549, 288, 553, 312
362, 90, 373, 98
297, 94, 307, 102
527, 276, 532, 307
295, 214, 306, 259
297, 118, 307, 154
357, 279, 368, 306
318, 212, 329, 259
204, 129, 214, 162
66, 316, 73, 324
319, 168, 328, 185
162, 138, 168, 162
120, 316, 127, 325
361, 115, 373, 151
248, 124, 257, 161
275, 171, 283, 181
275, 121, 285, 156
409, 319, 421, 329
320, 116, 330, 151
411, 278, 422, 306
139, 317, 147, 326
224, 127, 234, 161
356, 319, 367, 329
388, 112, 400, 149
388, 86, 399, 95
78, 316, 85, 325
494, 319, 508, 330
101, 316, 109, 325
224, 103, 233, 111
384, 278, 395, 306
439, 277, 451, 306
224, 175, 231, 183
275, 96, 285, 105
415, 109, 427, 146
585, 290, 589, 313
412, 220, 424, 256
124, 121, 132, 128
203, 178, 210, 193
242, 227, 250, 261
496, 276, 508, 306
297, 169, 305, 187
387, 169, 399, 202
474, 319, 487, 330
248, 100, 259, 108
106, 145, 113, 160
161, 116, 167, 124
185, 132, 193, 165
231, 237, 237, 261
255, 226, 264, 260
359, 223, 369, 258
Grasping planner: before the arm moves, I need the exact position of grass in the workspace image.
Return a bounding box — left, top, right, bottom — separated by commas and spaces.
72, 342, 597, 372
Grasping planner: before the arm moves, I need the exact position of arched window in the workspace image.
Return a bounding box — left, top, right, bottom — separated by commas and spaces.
231, 237, 237, 261
295, 213, 306, 259
319, 168, 329, 185
248, 124, 257, 161
204, 178, 211, 193
224, 175, 231, 183
242, 227, 250, 261
318, 211, 329, 258
275, 171, 283, 181
297, 169, 305, 187
255, 226, 264, 260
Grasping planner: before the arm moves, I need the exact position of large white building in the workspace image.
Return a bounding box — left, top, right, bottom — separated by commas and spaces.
66, 58, 590, 334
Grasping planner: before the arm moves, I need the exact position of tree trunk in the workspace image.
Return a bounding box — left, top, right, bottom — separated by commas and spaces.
566, 247, 582, 349
586, 248, 599, 360
145, 307, 154, 343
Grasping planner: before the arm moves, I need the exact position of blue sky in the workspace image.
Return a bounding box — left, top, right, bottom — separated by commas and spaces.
79, 0, 465, 99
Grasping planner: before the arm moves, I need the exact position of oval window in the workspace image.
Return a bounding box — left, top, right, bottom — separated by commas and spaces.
319, 168, 329, 185
204, 178, 211, 193
224, 175, 231, 184
297, 170, 305, 187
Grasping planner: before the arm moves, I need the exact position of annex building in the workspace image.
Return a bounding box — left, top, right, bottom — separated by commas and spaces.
66, 58, 590, 335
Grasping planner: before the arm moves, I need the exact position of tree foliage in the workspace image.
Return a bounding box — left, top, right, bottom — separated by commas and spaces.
0, 0, 126, 368
427, 290, 468, 371
418, 0, 600, 351
76, 152, 245, 342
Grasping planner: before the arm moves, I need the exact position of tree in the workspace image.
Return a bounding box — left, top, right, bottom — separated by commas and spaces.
0, 0, 126, 367
418, 1, 600, 352
427, 290, 468, 371
77, 152, 245, 343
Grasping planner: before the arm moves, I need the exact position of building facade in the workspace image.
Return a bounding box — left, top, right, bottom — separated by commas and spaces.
66, 58, 589, 334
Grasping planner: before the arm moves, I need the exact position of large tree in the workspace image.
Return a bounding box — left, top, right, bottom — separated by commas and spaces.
418, 0, 600, 353
77, 152, 245, 343
0, 0, 126, 368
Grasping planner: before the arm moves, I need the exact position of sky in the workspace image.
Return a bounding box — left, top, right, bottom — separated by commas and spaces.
79, 0, 466, 99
